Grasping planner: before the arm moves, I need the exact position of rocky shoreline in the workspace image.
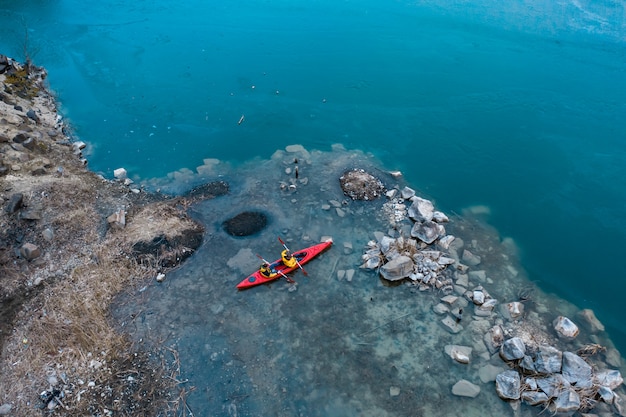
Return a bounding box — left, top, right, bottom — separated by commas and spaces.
347, 174, 626, 415
0, 56, 219, 415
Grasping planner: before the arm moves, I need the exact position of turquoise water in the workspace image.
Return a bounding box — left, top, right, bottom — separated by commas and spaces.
2, 0, 626, 406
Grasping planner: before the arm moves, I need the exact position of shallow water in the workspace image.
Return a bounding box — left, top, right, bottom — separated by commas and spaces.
114, 147, 622, 416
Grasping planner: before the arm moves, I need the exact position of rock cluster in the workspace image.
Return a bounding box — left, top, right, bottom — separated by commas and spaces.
360, 185, 625, 415
339, 168, 385, 201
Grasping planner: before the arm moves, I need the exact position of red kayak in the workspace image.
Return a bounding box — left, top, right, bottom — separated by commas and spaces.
237, 240, 333, 289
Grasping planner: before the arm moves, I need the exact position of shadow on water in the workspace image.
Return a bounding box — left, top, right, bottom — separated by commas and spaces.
113, 145, 623, 417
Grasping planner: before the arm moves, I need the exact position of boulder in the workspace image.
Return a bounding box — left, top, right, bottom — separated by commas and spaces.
495, 370, 521, 400
534, 345, 563, 374
594, 369, 624, 390
451, 380, 480, 398
536, 374, 569, 398
553, 316, 579, 339
400, 186, 415, 200
500, 337, 526, 361
519, 355, 536, 373
379, 255, 413, 281
432, 211, 449, 223
521, 391, 549, 406
5, 192, 23, 214
598, 385, 615, 403
20, 243, 41, 261
410, 220, 440, 244
437, 235, 455, 249
506, 301, 524, 319
113, 167, 127, 179
478, 364, 505, 383
561, 352, 593, 388
484, 324, 505, 354
407, 197, 434, 222
553, 388, 580, 413
461, 249, 481, 266
577, 309, 605, 333
441, 315, 463, 334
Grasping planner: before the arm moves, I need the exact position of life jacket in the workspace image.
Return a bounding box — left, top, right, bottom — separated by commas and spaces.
281, 250, 297, 268
260, 263, 273, 277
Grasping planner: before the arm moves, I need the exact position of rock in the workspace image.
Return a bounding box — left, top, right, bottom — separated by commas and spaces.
472, 290, 485, 305
445, 345, 472, 364
577, 309, 605, 333
553, 316, 579, 339
605, 348, 623, 368
598, 385, 615, 403
389, 386, 400, 397
156, 273, 166, 282
484, 325, 505, 354
339, 169, 385, 201
433, 303, 449, 315
562, 352, 593, 388
461, 249, 481, 266
495, 370, 521, 400
0, 404, 12, 415
506, 301, 524, 319
20, 243, 41, 260
437, 235, 455, 249
594, 369, 624, 390
408, 197, 434, 222
335, 207, 345, 217
345, 269, 355, 282
432, 211, 449, 223
379, 255, 413, 281
20, 202, 42, 220
534, 345, 563, 374
468, 270, 486, 282
441, 315, 463, 334
42, 228, 54, 241
455, 273, 469, 287
410, 220, 440, 244
479, 364, 505, 383
521, 391, 549, 406
500, 337, 526, 361
440, 295, 458, 305
536, 374, 569, 398
113, 167, 127, 179
400, 186, 415, 200
26, 109, 39, 122
519, 355, 536, 373
553, 388, 580, 413
343, 241, 353, 254
222, 211, 267, 236
107, 209, 126, 230
5, 192, 23, 214
451, 380, 480, 398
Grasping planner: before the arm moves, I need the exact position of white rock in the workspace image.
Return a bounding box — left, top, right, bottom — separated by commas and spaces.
445, 345, 472, 364
345, 269, 355, 282
462, 250, 481, 266
389, 386, 400, 397
400, 186, 415, 200
113, 167, 127, 179
472, 290, 485, 305
507, 301, 525, 319
437, 235, 456, 249
441, 315, 463, 334
553, 316, 579, 339
156, 273, 166, 282
432, 211, 449, 223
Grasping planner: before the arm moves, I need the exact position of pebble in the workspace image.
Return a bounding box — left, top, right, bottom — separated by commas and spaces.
451, 380, 480, 398
156, 273, 166, 282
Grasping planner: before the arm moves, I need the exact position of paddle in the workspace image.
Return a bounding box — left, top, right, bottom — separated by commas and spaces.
278, 237, 308, 276
256, 254, 295, 283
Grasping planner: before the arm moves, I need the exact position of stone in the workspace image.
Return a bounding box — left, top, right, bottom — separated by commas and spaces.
506, 301, 524, 319
379, 255, 413, 281
605, 348, 623, 368
553, 388, 580, 413
598, 385, 615, 403
479, 364, 505, 383
400, 186, 415, 200
536, 374, 569, 398
468, 270, 486, 282
20, 243, 41, 260
432, 211, 449, 223
553, 316, 579, 339
433, 303, 449, 315
534, 345, 563, 374
445, 345, 472, 364
343, 241, 353, 254
408, 197, 434, 222
26, 109, 39, 122
0, 404, 12, 415
495, 370, 521, 400
42, 228, 54, 241
455, 273, 469, 287
410, 220, 440, 244
222, 211, 267, 236
345, 269, 355, 282
562, 352, 593, 388
156, 273, 166, 282
472, 290, 485, 305
484, 325, 505, 354
500, 337, 526, 361
440, 295, 458, 305
107, 209, 126, 230
451, 380, 480, 398
594, 369, 624, 390
335, 207, 345, 217
5, 192, 23, 214
521, 391, 549, 406
113, 167, 127, 179
461, 249, 481, 266
337, 270, 346, 280
389, 386, 400, 397
437, 235, 455, 249
577, 309, 605, 333
339, 169, 385, 201
441, 315, 463, 334
519, 355, 536, 373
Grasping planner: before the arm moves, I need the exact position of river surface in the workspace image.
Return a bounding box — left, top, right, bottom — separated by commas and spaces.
1, 0, 626, 415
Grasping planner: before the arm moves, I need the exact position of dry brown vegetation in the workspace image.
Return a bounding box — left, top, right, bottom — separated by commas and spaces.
1, 57, 205, 416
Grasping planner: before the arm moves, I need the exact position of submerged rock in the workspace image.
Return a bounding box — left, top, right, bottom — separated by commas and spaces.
451, 380, 480, 398
410, 220, 440, 244
339, 169, 385, 201
495, 370, 521, 400
553, 316, 579, 339
222, 211, 268, 236
379, 255, 413, 281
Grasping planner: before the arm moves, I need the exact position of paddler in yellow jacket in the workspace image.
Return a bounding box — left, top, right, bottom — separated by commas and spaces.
281, 249, 297, 268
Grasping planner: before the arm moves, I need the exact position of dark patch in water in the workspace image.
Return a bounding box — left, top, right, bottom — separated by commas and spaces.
222, 211, 268, 237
